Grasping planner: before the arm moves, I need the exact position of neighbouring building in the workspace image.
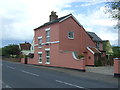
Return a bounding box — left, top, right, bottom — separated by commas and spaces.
21, 11, 107, 70
19, 42, 31, 56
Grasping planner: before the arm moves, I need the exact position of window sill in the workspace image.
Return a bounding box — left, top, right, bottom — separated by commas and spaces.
38, 62, 42, 64
45, 62, 50, 64
68, 38, 74, 39
45, 42, 51, 44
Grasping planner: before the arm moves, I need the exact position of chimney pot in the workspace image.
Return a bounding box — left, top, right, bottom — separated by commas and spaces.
49, 11, 58, 21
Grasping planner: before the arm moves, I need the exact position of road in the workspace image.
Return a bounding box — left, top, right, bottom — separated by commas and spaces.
1, 60, 119, 89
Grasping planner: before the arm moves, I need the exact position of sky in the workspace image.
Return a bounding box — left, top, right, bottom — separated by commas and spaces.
0, 0, 118, 47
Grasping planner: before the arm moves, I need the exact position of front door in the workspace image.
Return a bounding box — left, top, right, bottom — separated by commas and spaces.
25, 57, 27, 64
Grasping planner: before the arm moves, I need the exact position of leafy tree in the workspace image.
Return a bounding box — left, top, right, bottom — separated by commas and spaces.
106, 1, 120, 20
2, 44, 20, 58
105, 1, 120, 29
112, 46, 120, 58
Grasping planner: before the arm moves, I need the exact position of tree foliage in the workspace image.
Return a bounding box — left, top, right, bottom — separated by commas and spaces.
106, 1, 120, 20
2, 44, 20, 58
112, 46, 120, 58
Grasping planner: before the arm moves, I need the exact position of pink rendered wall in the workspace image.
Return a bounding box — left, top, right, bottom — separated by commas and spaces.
32, 23, 60, 65
59, 17, 95, 53
99, 42, 103, 51
28, 58, 36, 64
85, 50, 94, 65
58, 51, 85, 70
34, 23, 59, 44
80, 27, 96, 52
114, 58, 120, 74
21, 58, 25, 64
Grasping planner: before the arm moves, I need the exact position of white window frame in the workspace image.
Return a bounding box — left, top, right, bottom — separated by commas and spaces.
45, 28, 50, 43
68, 32, 74, 39
38, 52, 42, 63
38, 36, 42, 48
45, 48, 50, 64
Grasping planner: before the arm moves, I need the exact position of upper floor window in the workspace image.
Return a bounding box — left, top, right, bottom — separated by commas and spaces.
38, 36, 42, 47
68, 32, 74, 39
45, 28, 50, 42
96, 42, 100, 49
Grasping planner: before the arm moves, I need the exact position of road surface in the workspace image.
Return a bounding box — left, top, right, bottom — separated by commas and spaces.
1, 60, 119, 89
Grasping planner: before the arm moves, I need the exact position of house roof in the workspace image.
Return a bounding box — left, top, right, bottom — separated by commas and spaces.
34, 14, 79, 30
89, 47, 101, 54
87, 47, 101, 54
20, 42, 31, 50
87, 32, 102, 42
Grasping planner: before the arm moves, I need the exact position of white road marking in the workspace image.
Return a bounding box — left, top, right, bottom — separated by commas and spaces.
7, 66, 15, 70
56, 80, 85, 89
21, 70, 39, 77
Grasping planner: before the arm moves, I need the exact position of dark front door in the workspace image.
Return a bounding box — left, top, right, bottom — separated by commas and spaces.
25, 57, 27, 64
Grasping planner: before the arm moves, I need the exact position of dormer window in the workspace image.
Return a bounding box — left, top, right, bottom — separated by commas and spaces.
68, 32, 74, 39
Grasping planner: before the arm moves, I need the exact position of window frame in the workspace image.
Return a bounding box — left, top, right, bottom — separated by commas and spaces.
68, 31, 74, 39
45, 28, 50, 43
45, 48, 50, 64
38, 36, 42, 48
38, 52, 42, 63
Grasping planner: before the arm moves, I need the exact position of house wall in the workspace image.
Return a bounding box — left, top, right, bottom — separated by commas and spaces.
32, 23, 60, 65
85, 50, 94, 66
59, 17, 96, 65
59, 17, 95, 53
21, 58, 25, 64
58, 51, 85, 70
99, 42, 103, 51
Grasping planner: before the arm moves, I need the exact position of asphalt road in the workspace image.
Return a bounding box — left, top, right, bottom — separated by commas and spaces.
2, 60, 119, 89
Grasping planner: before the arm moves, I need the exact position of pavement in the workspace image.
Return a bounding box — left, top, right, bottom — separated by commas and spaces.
2, 60, 120, 88
86, 66, 114, 75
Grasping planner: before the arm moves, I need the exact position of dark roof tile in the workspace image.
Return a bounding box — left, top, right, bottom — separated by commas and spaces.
87, 32, 102, 42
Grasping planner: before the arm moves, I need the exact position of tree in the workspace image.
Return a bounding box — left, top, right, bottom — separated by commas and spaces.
2, 44, 20, 58
112, 46, 120, 58
106, 0, 120, 29
106, 1, 120, 20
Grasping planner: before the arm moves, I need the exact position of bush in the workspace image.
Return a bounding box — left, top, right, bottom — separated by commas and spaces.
78, 54, 85, 59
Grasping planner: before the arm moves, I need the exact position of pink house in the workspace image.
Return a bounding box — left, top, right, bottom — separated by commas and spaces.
22, 11, 104, 71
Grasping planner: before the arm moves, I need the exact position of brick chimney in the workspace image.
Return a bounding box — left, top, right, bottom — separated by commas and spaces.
49, 11, 58, 21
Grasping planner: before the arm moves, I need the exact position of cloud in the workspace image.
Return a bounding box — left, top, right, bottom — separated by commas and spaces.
0, 0, 118, 46
74, 6, 118, 45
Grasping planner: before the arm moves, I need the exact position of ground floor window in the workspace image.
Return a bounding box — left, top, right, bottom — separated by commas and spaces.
39, 54, 42, 63
46, 51, 50, 64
